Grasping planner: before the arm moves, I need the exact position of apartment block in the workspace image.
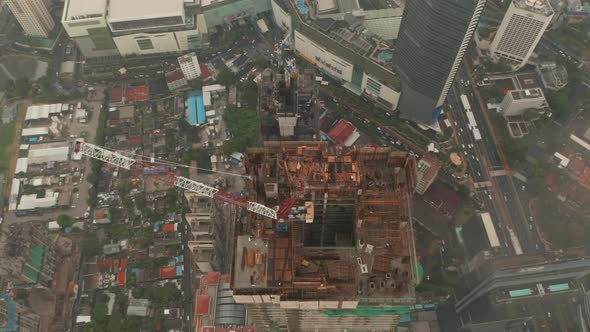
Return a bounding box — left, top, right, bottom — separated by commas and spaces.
491, 0, 554, 69
178, 52, 202, 80
6, 0, 55, 37
414, 153, 442, 195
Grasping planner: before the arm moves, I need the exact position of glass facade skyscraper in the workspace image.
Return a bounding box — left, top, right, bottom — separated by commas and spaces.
396, 0, 486, 124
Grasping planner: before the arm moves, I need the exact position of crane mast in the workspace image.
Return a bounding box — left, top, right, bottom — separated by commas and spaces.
74, 141, 278, 220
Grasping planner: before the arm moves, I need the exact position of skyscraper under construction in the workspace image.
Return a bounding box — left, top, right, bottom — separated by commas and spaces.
229, 142, 419, 331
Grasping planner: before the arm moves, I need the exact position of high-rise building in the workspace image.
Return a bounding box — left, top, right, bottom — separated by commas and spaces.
61, 0, 120, 59
396, 0, 486, 124
6, 0, 55, 37
178, 53, 202, 80
414, 153, 442, 195
490, 0, 554, 69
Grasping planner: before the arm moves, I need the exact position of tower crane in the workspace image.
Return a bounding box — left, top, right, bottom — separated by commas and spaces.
74, 140, 283, 220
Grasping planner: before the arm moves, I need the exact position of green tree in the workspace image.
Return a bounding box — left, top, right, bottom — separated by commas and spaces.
217, 68, 236, 86
547, 89, 570, 114
14, 77, 31, 97
135, 193, 147, 211
255, 55, 268, 68
107, 311, 123, 331
81, 234, 101, 256
109, 224, 129, 241
37, 76, 51, 95
93, 303, 109, 324
57, 214, 74, 228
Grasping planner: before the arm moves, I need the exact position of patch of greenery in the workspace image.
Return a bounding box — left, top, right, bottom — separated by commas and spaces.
548, 26, 590, 58
488, 113, 527, 166
480, 59, 512, 74
57, 214, 74, 228
223, 105, 261, 154
81, 234, 101, 256
535, 192, 588, 250
0, 122, 16, 172
547, 87, 571, 115
217, 68, 236, 86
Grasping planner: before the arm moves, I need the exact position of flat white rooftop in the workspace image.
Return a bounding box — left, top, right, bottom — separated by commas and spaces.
64, 0, 108, 20
108, 0, 185, 22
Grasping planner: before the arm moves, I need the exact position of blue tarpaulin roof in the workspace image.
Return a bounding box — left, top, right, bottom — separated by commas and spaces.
187, 90, 206, 126
0, 294, 17, 332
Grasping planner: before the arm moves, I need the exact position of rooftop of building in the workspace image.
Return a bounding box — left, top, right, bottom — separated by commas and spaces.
166, 69, 186, 83
536, 62, 568, 90
231, 142, 418, 303
107, 0, 185, 22
327, 119, 357, 144
178, 53, 198, 64
417, 153, 441, 181
513, 0, 554, 16
63, 0, 107, 20
510, 88, 545, 100
358, 0, 403, 11
275, 0, 400, 89
514, 72, 542, 90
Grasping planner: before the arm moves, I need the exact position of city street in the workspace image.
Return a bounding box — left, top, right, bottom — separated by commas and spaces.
448, 62, 541, 255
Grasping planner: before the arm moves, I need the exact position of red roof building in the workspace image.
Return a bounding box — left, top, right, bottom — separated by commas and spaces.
111, 86, 123, 104
163, 223, 176, 232
568, 158, 586, 177
327, 119, 359, 146
160, 266, 177, 279
579, 168, 590, 189
200, 64, 211, 80
205, 271, 220, 286
118, 271, 127, 286
125, 85, 149, 102
546, 173, 558, 192
196, 295, 210, 315
166, 69, 185, 83
201, 327, 215, 332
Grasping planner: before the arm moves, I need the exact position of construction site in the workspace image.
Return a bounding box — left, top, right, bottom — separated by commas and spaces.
230, 142, 419, 331
258, 68, 320, 141
0, 221, 77, 331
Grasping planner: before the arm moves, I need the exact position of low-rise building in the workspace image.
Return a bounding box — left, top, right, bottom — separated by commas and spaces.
327, 119, 360, 146
127, 297, 150, 317
166, 69, 188, 91
536, 62, 568, 91
499, 88, 548, 117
